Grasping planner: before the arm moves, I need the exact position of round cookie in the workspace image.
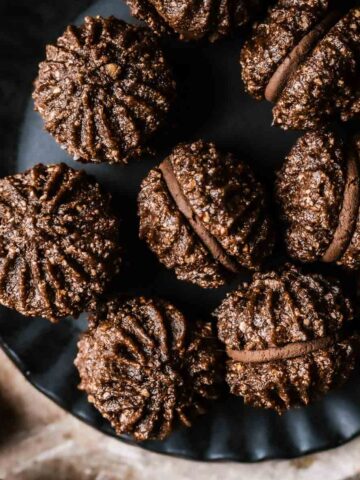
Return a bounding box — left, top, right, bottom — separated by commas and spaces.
124, 0, 261, 42
75, 296, 222, 441
138, 140, 275, 288
215, 264, 359, 413
241, 2, 360, 130
276, 130, 360, 270
0, 163, 121, 322
33, 16, 176, 165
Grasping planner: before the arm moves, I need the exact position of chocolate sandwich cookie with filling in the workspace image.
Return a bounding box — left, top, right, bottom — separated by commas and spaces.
276, 130, 360, 270
216, 264, 359, 412
33, 16, 176, 165
75, 296, 222, 441
138, 140, 275, 288
124, 0, 262, 42
0, 163, 121, 322
241, 2, 360, 130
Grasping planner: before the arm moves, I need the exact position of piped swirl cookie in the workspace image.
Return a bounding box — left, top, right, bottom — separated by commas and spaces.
124, 0, 262, 42
33, 16, 176, 164
0, 163, 121, 322
241, 2, 360, 130
216, 264, 359, 413
75, 296, 222, 441
138, 140, 275, 288
276, 130, 360, 270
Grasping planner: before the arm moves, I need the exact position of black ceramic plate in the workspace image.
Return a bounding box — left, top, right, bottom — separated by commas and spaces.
1, 0, 360, 463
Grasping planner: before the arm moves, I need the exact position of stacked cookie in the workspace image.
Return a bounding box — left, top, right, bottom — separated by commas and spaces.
241, 2, 360, 130
1, 2, 359, 441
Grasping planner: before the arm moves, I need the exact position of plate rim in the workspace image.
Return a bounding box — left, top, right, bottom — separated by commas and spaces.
1, 337, 358, 463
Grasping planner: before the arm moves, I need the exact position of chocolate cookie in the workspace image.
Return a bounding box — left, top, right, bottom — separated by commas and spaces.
33, 16, 176, 164
124, 0, 261, 42
216, 265, 358, 412
276, 130, 360, 270
138, 140, 274, 288
241, 3, 360, 130
75, 297, 222, 441
0, 163, 121, 322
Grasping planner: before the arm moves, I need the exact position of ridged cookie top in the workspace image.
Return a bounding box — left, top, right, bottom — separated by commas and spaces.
273, 8, 360, 129
241, 0, 331, 99
167, 141, 274, 271
276, 131, 346, 262
0, 163, 121, 321
216, 265, 353, 350
76, 297, 221, 441
125, 0, 261, 41
33, 16, 175, 164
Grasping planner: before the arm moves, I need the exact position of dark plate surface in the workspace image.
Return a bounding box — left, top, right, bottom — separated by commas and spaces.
1, 0, 360, 462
